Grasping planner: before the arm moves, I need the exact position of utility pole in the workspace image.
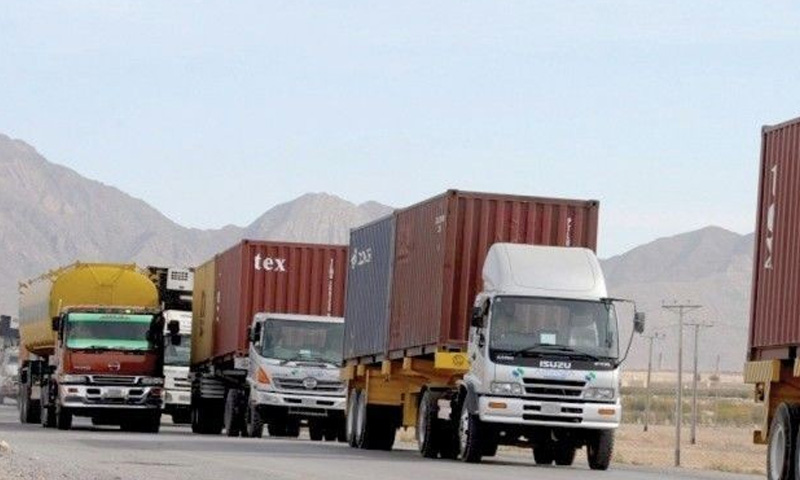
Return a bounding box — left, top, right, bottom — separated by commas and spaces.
662, 301, 703, 468
643, 332, 665, 432
686, 321, 713, 445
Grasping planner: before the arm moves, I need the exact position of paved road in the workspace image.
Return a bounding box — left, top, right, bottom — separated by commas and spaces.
0, 404, 759, 480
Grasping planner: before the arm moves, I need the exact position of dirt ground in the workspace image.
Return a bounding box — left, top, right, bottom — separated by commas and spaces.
398, 424, 765, 475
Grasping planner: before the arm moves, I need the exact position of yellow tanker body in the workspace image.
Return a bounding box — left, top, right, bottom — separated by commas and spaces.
19, 263, 159, 358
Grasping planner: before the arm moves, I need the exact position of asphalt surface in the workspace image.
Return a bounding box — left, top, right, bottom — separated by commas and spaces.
0, 403, 759, 480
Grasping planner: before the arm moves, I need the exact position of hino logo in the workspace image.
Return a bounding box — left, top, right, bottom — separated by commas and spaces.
254, 254, 287, 272
539, 360, 572, 370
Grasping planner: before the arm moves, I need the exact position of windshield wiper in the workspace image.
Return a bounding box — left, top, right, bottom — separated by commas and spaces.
513, 344, 604, 362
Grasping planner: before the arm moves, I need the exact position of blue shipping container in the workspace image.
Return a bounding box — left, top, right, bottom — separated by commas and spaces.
343, 215, 395, 360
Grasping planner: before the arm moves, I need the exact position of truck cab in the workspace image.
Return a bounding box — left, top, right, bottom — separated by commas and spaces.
163, 310, 192, 424
446, 244, 643, 467
245, 313, 346, 440
44, 307, 166, 432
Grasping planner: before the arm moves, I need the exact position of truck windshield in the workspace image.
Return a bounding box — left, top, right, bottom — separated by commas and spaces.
65, 313, 155, 351
261, 319, 344, 366
489, 296, 619, 359
164, 335, 191, 366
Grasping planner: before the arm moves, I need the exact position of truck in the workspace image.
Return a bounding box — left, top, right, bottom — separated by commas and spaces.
190, 240, 349, 440
148, 267, 194, 424
342, 190, 644, 469
743, 116, 800, 480
17, 263, 170, 432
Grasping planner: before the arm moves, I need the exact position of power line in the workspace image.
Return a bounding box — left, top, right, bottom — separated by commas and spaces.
662, 301, 703, 468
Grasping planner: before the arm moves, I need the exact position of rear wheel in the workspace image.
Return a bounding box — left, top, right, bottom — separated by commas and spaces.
769, 403, 800, 480
355, 392, 396, 451
587, 429, 615, 471
417, 390, 444, 459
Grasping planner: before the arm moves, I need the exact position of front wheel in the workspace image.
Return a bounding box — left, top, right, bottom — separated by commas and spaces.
346, 390, 360, 447
309, 421, 324, 441
586, 430, 615, 471
244, 404, 263, 438
55, 403, 72, 431
533, 443, 555, 465
224, 390, 243, 437
457, 403, 483, 463
770, 403, 800, 480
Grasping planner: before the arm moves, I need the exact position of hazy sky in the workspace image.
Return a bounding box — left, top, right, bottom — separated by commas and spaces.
1, 1, 799, 257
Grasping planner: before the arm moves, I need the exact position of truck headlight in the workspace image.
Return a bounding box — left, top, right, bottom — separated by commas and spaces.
140, 377, 165, 386
59, 375, 88, 384
490, 382, 524, 396
584, 388, 616, 401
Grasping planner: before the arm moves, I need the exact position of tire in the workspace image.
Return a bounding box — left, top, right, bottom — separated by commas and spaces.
224, 390, 243, 437
457, 399, 483, 463
770, 403, 800, 480
309, 421, 324, 441
140, 413, 161, 434
554, 444, 576, 466
245, 404, 264, 439
417, 390, 442, 458
354, 391, 396, 451
191, 401, 223, 435
587, 429, 616, 471
346, 390, 360, 447
268, 422, 287, 437
323, 424, 338, 442
533, 443, 555, 465
55, 403, 72, 431
285, 420, 300, 438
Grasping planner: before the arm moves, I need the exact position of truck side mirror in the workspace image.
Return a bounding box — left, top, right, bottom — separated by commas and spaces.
167, 320, 180, 336
634, 312, 646, 334
51, 316, 60, 332
250, 323, 262, 344
471, 307, 485, 329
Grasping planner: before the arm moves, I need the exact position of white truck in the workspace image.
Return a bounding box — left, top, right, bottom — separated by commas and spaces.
242, 313, 346, 440
346, 244, 644, 469
163, 310, 192, 424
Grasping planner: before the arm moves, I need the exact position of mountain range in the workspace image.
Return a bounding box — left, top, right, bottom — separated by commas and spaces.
0, 133, 753, 371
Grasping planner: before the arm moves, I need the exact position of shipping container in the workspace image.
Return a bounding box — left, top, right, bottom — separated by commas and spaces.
191, 240, 348, 366
343, 215, 396, 360
343, 190, 599, 362
749, 116, 800, 360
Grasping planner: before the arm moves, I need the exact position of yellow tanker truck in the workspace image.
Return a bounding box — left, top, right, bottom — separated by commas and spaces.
18, 263, 172, 432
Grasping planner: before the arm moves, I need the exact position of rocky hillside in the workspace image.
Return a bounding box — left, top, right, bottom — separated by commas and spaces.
602, 227, 754, 372
0, 134, 392, 314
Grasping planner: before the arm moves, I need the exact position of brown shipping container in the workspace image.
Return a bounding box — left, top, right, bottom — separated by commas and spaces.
387, 190, 599, 356
749, 117, 800, 359
192, 240, 348, 366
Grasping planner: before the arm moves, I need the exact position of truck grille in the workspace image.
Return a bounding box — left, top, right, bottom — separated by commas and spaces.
522, 378, 586, 400
523, 405, 583, 424
90, 375, 138, 386
274, 378, 344, 393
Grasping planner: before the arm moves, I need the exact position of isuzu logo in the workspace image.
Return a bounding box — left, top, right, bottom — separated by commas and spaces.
254, 254, 287, 272
539, 360, 572, 370
302, 377, 318, 390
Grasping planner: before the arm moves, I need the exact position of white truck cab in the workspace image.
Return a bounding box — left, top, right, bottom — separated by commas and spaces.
435, 244, 643, 468
245, 313, 346, 440
163, 310, 192, 424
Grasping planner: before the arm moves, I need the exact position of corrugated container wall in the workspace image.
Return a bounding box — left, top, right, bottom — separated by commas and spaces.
194, 240, 348, 366
749, 117, 800, 360
388, 190, 599, 356
343, 216, 396, 359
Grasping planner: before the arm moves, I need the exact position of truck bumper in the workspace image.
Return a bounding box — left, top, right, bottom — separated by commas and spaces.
478, 395, 620, 430
164, 389, 191, 408
253, 390, 346, 417
59, 384, 163, 410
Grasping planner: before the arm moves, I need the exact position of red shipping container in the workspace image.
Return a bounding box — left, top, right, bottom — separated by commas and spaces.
750, 117, 800, 360
195, 240, 348, 365
387, 190, 599, 357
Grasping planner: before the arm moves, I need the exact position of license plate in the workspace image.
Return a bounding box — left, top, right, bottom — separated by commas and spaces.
105, 388, 124, 399
541, 403, 561, 415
